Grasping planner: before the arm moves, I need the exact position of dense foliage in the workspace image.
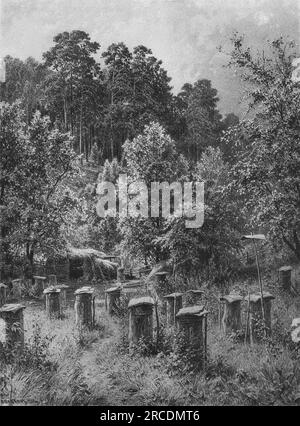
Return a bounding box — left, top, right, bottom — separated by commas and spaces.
0, 102, 79, 277
223, 35, 300, 260
0, 30, 299, 280
2, 30, 237, 163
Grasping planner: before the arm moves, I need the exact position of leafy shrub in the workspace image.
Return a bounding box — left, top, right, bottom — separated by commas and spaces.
229, 355, 300, 406
0, 323, 55, 405
0, 323, 53, 370
68, 362, 91, 406
75, 324, 106, 349
161, 330, 207, 374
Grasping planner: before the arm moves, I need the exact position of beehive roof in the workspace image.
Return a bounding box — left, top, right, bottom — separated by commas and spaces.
220, 294, 243, 303
0, 303, 26, 313
75, 286, 94, 295
43, 287, 61, 294
164, 292, 183, 299
186, 289, 204, 295
122, 280, 142, 289
128, 296, 154, 308
105, 286, 121, 294
246, 292, 275, 303
278, 265, 293, 272
176, 305, 206, 317
57, 284, 69, 289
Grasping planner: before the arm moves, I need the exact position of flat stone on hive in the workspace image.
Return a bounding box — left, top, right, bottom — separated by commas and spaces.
43, 287, 61, 294
279, 266, 293, 272
164, 292, 183, 299
0, 303, 26, 313
57, 284, 69, 289
121, 282, 143, 295
75, 286, 94, 295
105, 286, 121, 294
220, 294, 243, 304
128, 296, 154, 308
176, 305, 205, 317
122, 280, 142, 288
246, 292, 275, 303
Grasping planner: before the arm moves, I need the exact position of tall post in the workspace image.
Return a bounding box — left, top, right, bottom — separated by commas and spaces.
176, 306, 208, 369
33, 276, 47, 297
164, 293, 183, 327
0, 304, 26, 350
57, 284, 69, 311
43, 287, 61, 319
252, 238, 266, 337
220, 294, 243, 335
128, 297, 154, 344
74, 287, 95, 329
278, 266, 293, 291
105, 286, 121, 316
246, 292, 275, 342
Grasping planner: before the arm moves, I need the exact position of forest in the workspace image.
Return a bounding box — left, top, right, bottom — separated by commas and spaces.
0, 28, 300, 406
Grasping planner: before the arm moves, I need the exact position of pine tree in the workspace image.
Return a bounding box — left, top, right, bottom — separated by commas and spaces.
90, 142, 99, 165
110, 157, 119, 183
102, 159, 112, 182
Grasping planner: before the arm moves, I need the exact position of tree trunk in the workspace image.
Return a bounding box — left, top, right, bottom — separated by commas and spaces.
70, 71, 74, 136
25, 243, 34, 284
110, 71, 115, 160
63, 96, 68, 131
79, 100, 83, 156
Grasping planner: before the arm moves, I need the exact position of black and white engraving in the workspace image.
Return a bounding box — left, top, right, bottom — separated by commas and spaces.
0, 0, 300, 408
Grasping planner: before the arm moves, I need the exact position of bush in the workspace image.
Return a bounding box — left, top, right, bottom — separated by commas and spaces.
0, 323, 54, 371
229, 354, 300, 406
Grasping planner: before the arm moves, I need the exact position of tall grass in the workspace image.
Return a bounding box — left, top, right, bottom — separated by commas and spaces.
1, 276, 300, 406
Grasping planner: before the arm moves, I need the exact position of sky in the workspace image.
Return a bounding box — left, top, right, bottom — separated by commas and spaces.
0, 0, 299, 115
